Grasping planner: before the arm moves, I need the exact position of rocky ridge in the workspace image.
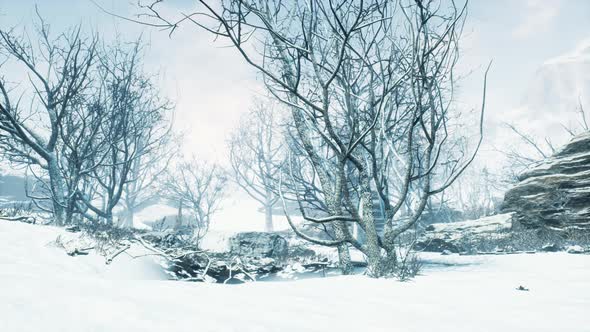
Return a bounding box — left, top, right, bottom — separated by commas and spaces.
502, 131, 590, 230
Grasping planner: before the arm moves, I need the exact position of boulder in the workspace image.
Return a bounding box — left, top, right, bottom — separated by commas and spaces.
502, 131, 590, 231
415, 214, 513, 253
229, 232, 289, 259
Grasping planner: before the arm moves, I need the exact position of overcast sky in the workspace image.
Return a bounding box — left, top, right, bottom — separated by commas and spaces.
1, 0, 589, 163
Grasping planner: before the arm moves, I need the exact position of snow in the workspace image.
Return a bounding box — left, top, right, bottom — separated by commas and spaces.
429, 213, 512, 235
520, 170, 590, 187
523, 151, 590, 174
1, 221, 590, 332
0, 221, 167, 281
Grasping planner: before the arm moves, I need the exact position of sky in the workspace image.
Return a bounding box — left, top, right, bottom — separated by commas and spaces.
1, 0, 590, 229
1, 0, 589, 160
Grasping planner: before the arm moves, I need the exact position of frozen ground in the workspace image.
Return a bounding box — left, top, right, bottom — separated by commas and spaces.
1, 221, 589, 332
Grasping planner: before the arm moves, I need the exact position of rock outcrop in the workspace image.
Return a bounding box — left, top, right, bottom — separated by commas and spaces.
502, 131, 590, 231
415, 214, 513, 253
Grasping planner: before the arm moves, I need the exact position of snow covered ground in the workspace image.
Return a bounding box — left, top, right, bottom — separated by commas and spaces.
1, 221, 589, 332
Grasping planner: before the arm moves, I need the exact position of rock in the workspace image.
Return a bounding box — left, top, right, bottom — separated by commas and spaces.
541, 243, 563, 252
229, 232, 288, 259
164, 232, 290, 283
65, 225, 81, 233
502, 131, 590, 231
441, 249, 453, 256
288, 245, 318, 260
141, 230, 191, 248
416, 238, 461, 253
66, 248, 90, 256
163, 233, 338, 283
168, 251, 282, 284
566, 245, 585, 254
415, 214, 513, 253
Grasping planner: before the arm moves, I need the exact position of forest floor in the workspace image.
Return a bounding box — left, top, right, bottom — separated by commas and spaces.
1, 220, 589, 332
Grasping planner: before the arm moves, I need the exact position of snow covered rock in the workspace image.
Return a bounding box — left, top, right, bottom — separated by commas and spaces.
168, 251, 283, 283
288, 244, 318, 260
415, 214, 513, 253
166, 233, 335, 283
502, 131, 590, 231
229, 232, 289, 259
541, 243, 563, 252
566, 245, 585, 254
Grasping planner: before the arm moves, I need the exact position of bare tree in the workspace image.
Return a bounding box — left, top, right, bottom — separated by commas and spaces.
117, 132, 176, 228
73, 40, 172, 226
229, 98, 283, 232
56, 97, 109, 225
162, 157, 227, 245
0, 12, 174, 229
0, 14, 97, 225
502, 100, 588, 178
451, 167, 501, 220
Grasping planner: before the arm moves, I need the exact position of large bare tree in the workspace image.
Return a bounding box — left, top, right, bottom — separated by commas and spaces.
73, 40, 173, 225
132, 0, 489, 277
0, 15, 97, 225
0, 11, 174, 229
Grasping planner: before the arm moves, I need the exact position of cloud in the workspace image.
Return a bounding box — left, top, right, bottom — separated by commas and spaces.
544, 37, 590, 65
512, 0, 562, 39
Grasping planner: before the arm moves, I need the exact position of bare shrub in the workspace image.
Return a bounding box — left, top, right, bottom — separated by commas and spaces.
395, 252, 423, 282
0, 201, 36, 223
452, 221, 590, 254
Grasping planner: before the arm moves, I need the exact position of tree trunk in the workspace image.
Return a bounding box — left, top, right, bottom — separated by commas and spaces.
65, 202, 75, 225
264, 205, 274, 232
174, 202, 183, 230
105, 212, 114, 226
47, 157, 66, 226
120, 208, 134, 228
358, 177, 383, 277
287, 90, 352, 274
333, 221, 354, 275
264, 192, 274, 232
380, 227, 400, 275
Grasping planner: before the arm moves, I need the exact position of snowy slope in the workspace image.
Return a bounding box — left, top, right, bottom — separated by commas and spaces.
1, 221, 589, 332
0, 221, 167, 281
